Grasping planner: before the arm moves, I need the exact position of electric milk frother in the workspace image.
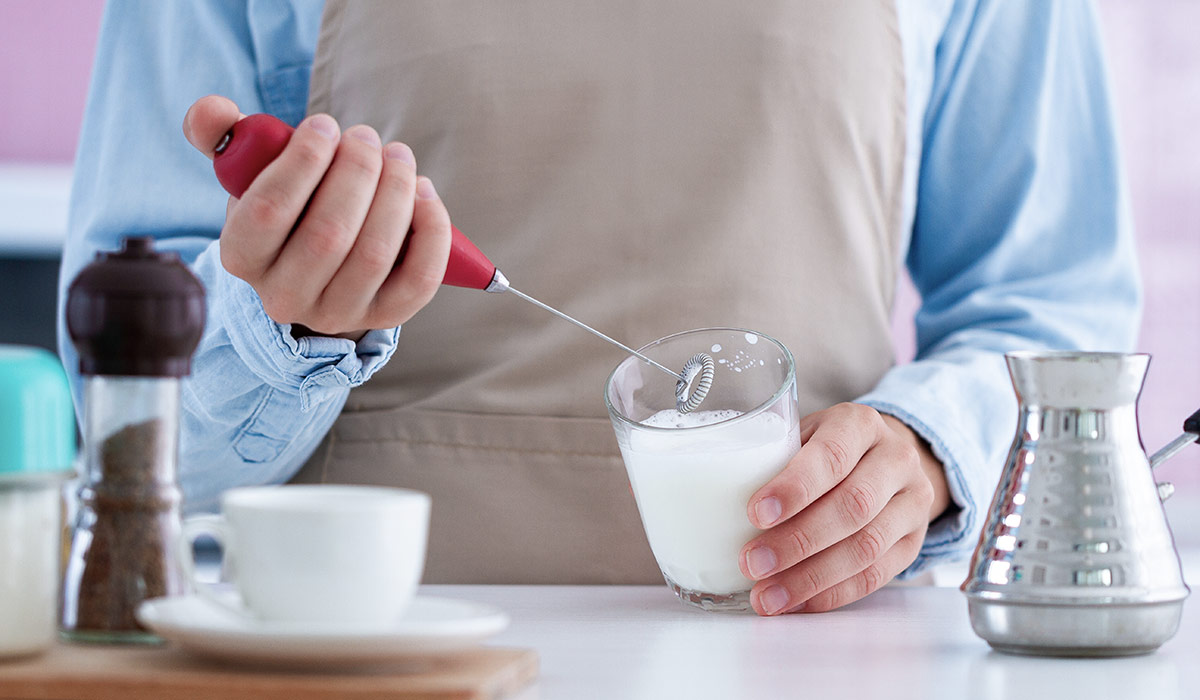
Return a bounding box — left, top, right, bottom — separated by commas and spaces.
211, 114, 714, 414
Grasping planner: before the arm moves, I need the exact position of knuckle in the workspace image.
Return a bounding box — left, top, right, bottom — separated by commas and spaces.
853, 523, 887, 565
388, 264, 443, 319
815, 587, 843, 613
804, 597, 833, 614
218, 246, 253, 281
381, 154, 417, 189
308, 307, 345, 335
241, 186, 293, 231
408, 263, 445, 299
339, 144, 382, 180
259, 291, 297, 324
302, 214, 356, 257
840, 402, 882, 435
304, 314, 331, 335
859, 564, 886, 596
354, 235, 398, 275
360, 309, 394, 332
423, 198, 453, 232
411, 230, 453, 293
832, 401, 860, 420
818, 437, 852, 480
797, 565, 825, 599
366, 305, 408, 331
893, 438, 920, 467
852, 402, 882, 427
842, 481, 877, 524
787, 526, 817, 561
292, 138, 330, 171
914, 474, 936, 506
783, 477, 811, 511
900, 532, 924, 559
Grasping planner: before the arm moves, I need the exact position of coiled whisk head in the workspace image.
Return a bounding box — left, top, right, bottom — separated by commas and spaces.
676, 353, 715, 413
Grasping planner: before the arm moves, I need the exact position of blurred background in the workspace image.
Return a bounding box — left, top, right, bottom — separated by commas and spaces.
1, 2, 1197, 527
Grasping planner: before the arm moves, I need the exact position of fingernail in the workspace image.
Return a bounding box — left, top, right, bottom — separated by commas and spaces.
745, 546, 777, 579
416, 177, 437, 199
346, 124, 381, 147
305, 113, 339, 140
759, 585, 790, 615
754, 497, 782, 527
385, 142, 415, 166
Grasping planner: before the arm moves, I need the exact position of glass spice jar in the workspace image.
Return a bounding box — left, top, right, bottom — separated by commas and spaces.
61, 236, 205, 644
0, 345, 76, 658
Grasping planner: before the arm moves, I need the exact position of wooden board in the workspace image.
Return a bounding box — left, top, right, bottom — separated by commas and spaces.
0, 643, 537, 700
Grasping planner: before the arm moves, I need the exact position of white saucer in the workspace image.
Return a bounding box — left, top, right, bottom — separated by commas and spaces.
136, 592, 509, 667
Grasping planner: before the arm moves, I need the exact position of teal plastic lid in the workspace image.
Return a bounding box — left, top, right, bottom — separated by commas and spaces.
0, 345, 76, 482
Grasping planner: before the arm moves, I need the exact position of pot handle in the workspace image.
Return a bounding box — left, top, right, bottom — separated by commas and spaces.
1186, 407, 1200, 435
1148, 407, 1200, 470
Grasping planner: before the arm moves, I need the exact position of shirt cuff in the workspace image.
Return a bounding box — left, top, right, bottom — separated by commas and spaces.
215, 262, 399, 411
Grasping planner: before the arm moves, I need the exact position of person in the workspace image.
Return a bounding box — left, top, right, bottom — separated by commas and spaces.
59, 0, 1139, 617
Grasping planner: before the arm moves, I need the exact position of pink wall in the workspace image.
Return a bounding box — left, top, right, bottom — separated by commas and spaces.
0, 1, 104, 162
3, 2, 1198, 482
1095, 0, 1200, 485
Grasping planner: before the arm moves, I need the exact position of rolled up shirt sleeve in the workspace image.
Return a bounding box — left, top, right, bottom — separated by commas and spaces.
859, 0, 1142, 576
55, 0, 385, 513
180, 242, 397, 512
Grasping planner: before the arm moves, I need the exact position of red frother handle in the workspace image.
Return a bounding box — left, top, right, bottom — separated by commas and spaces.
212, 113, 498, 291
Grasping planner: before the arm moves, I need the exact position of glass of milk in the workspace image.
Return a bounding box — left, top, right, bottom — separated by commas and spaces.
605, 328, 799, 612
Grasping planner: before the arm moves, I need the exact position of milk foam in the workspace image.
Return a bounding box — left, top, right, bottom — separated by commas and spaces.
640, 408, 742, 429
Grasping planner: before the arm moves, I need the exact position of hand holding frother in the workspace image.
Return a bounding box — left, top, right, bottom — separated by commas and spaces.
195, 104, 712, 413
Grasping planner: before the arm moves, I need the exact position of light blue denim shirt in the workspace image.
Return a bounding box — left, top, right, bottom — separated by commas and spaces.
59, 0, 1141, 577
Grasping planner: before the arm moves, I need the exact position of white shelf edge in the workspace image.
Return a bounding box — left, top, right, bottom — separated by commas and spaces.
0, 162, 73, 256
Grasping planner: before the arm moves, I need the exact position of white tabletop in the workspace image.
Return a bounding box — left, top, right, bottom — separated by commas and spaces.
424, 583, 1197, 700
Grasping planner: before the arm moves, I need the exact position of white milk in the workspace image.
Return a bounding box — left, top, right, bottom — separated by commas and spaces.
0, 487, 61, 657
621, 409, 800, 595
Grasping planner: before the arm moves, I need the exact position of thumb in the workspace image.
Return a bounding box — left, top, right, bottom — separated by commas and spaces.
183, 95, 244, 159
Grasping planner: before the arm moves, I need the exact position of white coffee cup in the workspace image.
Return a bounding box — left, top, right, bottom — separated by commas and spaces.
178, 485, 430, 627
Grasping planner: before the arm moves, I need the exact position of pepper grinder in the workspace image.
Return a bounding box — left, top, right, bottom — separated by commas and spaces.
60, 237, 205, 644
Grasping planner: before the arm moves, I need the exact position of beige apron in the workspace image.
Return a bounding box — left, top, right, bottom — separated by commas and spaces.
294, 0, 907, 584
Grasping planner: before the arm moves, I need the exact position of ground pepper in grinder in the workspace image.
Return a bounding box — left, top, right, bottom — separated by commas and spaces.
61, 237, 205, 643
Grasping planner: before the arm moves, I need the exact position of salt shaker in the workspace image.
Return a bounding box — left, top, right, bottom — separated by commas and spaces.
0, 346, 76, 658
61, 237, 205, 643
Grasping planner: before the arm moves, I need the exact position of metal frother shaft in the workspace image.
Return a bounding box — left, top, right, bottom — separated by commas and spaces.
485, 271, 714, 413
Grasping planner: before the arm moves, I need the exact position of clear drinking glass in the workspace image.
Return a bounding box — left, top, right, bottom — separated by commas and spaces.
605, 328, 799, 612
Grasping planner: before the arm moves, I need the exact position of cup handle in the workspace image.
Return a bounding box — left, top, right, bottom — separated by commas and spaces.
178, 514, 244, 617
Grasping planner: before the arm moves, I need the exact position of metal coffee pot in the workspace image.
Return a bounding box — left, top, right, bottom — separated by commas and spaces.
962, 351, 1197, 657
